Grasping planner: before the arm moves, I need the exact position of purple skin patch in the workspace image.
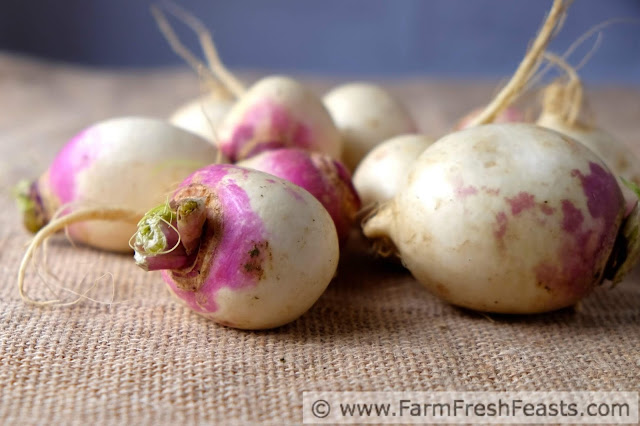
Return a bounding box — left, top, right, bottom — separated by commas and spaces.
162, 165, 270, 314
47, 127, 102, 204
560, 200, 583, 233
506, 192, 536, 215
492, 192, 536, 249
539, 203, 555, 216
242, 148, 360, 245
534, 162, 624, 304
221, 100, 312, 162
571, 162, 622, 231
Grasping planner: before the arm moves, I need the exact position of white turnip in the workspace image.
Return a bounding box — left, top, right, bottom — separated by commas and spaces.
359, 0, 640, 313
323, 82, 417, 170
363, 123, 633, 313
353, 134, 433, 207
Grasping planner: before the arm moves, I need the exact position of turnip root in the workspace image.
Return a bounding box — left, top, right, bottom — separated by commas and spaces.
323, 82, 417, 170
131, 164, 339, 329
15, 116, 224, 252
535, 54, 640, 207
153, 4, 239, 145
353, 134, 433, 207
237, 148, 360, 245
169, 92, 235, 143
217, 76, 342, 162
363, 123, 634, 313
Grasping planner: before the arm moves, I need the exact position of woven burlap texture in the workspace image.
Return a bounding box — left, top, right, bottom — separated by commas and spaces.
0, 55, 639, 425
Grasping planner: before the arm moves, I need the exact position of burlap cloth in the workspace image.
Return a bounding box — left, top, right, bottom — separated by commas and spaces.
0, 54, 638, 425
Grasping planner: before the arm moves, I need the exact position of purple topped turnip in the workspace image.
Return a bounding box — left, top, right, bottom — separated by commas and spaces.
15, 117, 224, 252
217, 76, 342, 162
238, 148, 360, 246
152, 5, 341, 163
131, 164, 339, 329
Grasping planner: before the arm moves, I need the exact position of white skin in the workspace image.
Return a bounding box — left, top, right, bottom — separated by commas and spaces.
538, 112, 640, 208
323, 82, 417, 170
353, 134, 433, 207
169, 93, 235, 143
216, 75, 342, 161
161, 166, 340, 329
363, 123, 625, 314
41, 117, 224, 252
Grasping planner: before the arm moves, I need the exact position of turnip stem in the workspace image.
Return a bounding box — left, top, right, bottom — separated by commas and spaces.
132, 199, 207, 271
174, 197, 207, 254
133, 216, 191, 271
136, 253, 192, 272
14, 180, 47, 233
466, 0, 570, 128
18, 207, 143, 306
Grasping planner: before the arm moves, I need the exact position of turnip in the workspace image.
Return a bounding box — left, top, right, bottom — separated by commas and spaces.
360, 0, 640, 313
153, 4, 341, 163
535, 53, 640, 208
217, 76, 342, 162
237, 148, 360, 245
322, 82, 417, 170
15, 116, 224, 252
131, 164, 339, 329
353, 134, 434, 208
363, 123, 635, 313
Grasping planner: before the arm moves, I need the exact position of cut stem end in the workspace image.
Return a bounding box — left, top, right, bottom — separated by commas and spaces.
132, 198, 207, 272
14, 180, 48, 233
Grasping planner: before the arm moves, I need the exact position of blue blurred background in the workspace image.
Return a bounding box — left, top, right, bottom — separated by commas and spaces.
0, 0, 638, 84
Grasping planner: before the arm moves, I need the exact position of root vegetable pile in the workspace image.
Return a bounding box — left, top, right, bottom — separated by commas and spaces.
15, 0, 640, 329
